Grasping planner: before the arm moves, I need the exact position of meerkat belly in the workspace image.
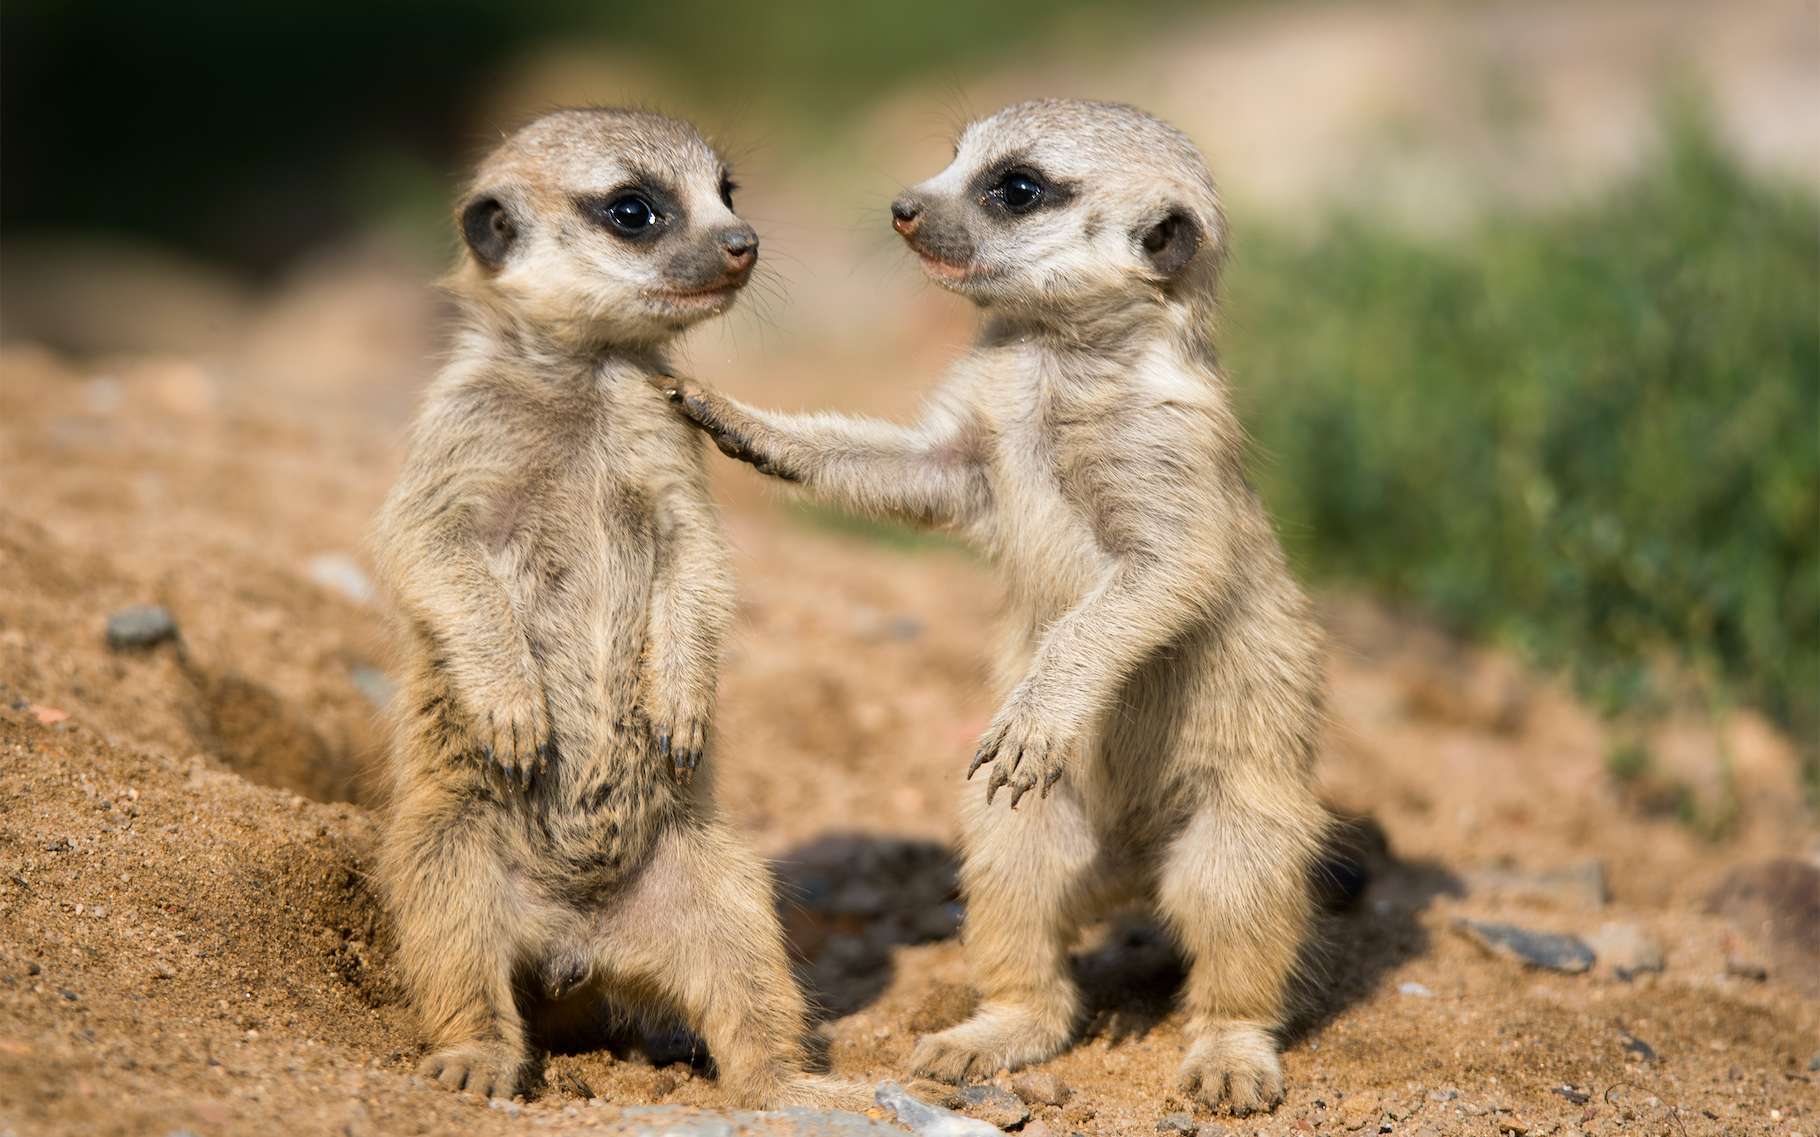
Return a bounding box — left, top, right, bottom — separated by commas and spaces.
514, 476, 680, 892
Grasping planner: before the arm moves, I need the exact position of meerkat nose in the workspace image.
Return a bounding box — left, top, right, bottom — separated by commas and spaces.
720, 227, 759, 270
890, 196, 923, 236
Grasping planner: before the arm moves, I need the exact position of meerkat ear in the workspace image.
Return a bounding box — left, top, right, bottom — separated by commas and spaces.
460, 194, 518, 271
1137, 207, 1203, 281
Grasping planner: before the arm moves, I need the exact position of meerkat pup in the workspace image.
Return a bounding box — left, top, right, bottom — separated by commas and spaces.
371, 108, 855, 1108
660, 99, 1328, 1116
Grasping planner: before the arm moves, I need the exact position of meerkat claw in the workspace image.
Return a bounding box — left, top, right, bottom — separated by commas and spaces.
985, 766, 1010, 804
1041, 767, 1063, 797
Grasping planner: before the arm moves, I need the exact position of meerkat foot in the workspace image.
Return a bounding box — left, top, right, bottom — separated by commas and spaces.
909, 1003, 1073, 1083
418, 1041, 527, 1099
1177, 1023, 1284, 1116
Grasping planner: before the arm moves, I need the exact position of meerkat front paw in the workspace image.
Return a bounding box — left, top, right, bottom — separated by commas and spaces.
637, 697, 710, 785
658, 380, 800, 482
1177, 1024, 1285, 1116
967, 699, 1074, 808
909, 1004, 1073, 1082
465, 677, 551, 789
418, 1042, 527, 1099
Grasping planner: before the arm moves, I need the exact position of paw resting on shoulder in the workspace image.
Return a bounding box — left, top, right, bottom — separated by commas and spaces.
650, 375, 800, 481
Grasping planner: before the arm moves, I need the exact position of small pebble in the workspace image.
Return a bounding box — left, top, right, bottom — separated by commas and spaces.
1398, 981, 1434, 998
1157, 1113, 1197, 1134
1585, 922, 1664, 980
1011, 1070, 1071, 1107
106, 604, 178, 650
1455, 919, 1595, 973
1724, 957, 1768, 982
1619, 1029, 1657, 1062
950, 1084, 1028, 1129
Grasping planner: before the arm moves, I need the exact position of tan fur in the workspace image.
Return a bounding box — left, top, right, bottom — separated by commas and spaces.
662, 100, 1327, 1116
370, 107, 858, 1109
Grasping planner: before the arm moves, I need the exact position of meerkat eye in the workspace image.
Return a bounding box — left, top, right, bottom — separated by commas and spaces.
606, 194, 657, 232
718, 173, 738, 209
992, 169, 1046, 214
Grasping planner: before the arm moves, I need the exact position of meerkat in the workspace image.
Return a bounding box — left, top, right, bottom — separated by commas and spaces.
658, 99, 1328, 1116
370, 107, 857, 1109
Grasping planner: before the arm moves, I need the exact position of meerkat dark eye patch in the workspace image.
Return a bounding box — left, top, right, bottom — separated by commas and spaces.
1138, 207, 1203, 280
971, 158, 1076, 221
718, 171, 738, 209
460, 195, 517, 271
575, 183, 680, 243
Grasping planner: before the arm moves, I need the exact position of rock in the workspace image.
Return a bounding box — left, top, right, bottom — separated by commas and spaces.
949, 1085, 1028, 1129
876, 1082, 1000, 1137
1463, 861, 1607, 909
1585, 922, 1664, 980
106, 604, 178, 650
1157, 1114, 1197, 1134
348, 664, 395, 710
1706, 859, 1820, 996
1011, 1070, 1071, 1107
1454, 919, 1595, 973
1808, 1052, 1819, 1072
305, 553, 376, 604
1398, 981, 1435, 998
1723, 957, 1768, 982
613, 1104, 902, 1136
28, 705, 69, 726
1551, 1085, 1591, 1105
1618, 1028, 1656, 1062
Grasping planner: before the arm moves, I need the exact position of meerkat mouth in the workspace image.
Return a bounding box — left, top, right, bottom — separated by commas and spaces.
911, 247, 982, 282
650, 280, 745, 305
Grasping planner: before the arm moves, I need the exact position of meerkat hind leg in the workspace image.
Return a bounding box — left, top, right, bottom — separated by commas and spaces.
586, 821, 867, 1110
911, 787, 1105, 1082
388, 802, 535, 1098
1157, 795, 1316, 1116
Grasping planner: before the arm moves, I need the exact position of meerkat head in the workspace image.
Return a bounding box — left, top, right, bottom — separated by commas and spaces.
451, 108, 757, 347
890, 100, 1223, 322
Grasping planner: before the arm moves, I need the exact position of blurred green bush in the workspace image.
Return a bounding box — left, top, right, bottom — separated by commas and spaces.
1226, 110, 1819, 768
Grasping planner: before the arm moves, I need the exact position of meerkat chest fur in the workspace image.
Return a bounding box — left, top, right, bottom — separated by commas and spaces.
970, 338, 1209, 623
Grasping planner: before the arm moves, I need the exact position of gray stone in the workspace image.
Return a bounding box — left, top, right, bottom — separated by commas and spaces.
306, 552, 376, 604
1455, 919, 1595, 973
1707, 859, 1820, 997
106, 604, 178, 650
349, 664, 395, 710
613, 1104, 904, 1136
1398, 981, 1434, 998
1157, 1113, 1198, 1133
1585, 921, 1665, 980
949, 1084, 1028, 1128
876, 1081, 1000, 1136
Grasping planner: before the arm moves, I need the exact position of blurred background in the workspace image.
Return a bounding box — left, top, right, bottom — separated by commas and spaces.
2, 3, 1818, 1132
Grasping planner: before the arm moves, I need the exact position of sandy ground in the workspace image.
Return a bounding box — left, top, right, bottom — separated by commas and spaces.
0, 244, 1815, 1137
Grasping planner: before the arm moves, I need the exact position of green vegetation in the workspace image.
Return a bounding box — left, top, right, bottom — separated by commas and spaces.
1225, 110, 1819, 770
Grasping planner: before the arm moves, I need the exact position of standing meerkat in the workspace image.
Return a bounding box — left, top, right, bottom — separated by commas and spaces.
660, 99, 1328, 1116
372, 107, 856, 1108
